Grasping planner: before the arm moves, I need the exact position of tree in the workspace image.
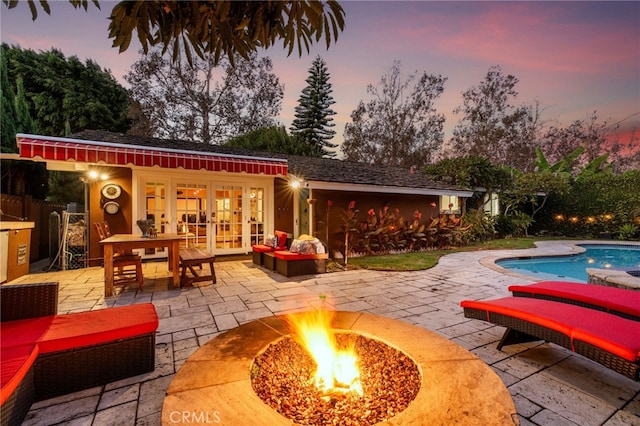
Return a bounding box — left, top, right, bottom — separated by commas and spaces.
539, 112, 633, 174
224, 126, 316, 156
2, 44, 130, 136
125, 48, 283, 144
424, 155, 513, 211
448, 65, 541, 171
1, 52, 47, 197
4, 0, 345, 67
1, 52, 18, 153
341, 61, 447, 168
290, 56, 337, 157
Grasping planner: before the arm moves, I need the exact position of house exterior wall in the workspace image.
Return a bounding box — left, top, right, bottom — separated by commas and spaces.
88, 167, 133, 266
275, 185, 440, 255
297, 188, 442, 255
273, 179, 294, 236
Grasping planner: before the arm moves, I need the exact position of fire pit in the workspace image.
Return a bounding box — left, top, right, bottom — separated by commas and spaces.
162, 311, 518, 425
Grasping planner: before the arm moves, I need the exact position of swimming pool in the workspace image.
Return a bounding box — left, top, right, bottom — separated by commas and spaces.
497, 244, 640, 282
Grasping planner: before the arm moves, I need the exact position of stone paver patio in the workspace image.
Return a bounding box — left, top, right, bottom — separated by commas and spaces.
9, 240, 640, 426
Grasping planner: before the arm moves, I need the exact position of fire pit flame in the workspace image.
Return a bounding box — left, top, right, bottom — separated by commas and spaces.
287, 301, 363, 397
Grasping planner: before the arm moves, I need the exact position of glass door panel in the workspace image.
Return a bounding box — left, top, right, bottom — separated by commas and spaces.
214, 185, 243, 250
176, 183, 208, 249
143, 182, 167, 256
249, 187, 265, 245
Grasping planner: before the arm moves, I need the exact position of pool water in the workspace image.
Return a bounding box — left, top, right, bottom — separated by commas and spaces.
497, 244, 640, 282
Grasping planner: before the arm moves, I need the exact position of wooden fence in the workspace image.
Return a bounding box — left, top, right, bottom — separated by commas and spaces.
1, 194, 67, 262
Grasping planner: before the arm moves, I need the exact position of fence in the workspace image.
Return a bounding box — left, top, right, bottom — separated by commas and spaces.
0, 194, 67, 262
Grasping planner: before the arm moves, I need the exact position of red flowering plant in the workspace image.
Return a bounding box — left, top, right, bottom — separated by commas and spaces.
341, 201, 360, 264
364, 208, 377, 231
411, 209, 422, 229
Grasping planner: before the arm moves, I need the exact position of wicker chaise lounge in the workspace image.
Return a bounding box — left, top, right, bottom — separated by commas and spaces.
461, 285, 640, 381
1, 282, 158, 425
508, 281, 640, 321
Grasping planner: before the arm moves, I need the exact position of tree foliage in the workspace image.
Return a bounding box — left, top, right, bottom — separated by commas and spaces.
1, 52, 18, 153
125, 48, 283, 144
424, 155, 511, 191
2, 44, 130, 137
448, 65, 541, 171
224, 126, 316, 156
342, 61, 447, 168
539, 111, 636, 174
108, 1, 345, 66
2, 0, 99, 20
1, 46, 47, 198
4, 1, 345, 66
290, 55, 337, 157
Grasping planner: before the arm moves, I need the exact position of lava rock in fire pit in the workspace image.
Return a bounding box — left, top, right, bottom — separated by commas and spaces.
251, 333, 421, 425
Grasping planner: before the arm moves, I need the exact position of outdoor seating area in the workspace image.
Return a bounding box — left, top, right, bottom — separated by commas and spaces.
461, 281, 640, 381
1, 241, 638, 425
0, 282, 158, 425
252, 231, 329, 277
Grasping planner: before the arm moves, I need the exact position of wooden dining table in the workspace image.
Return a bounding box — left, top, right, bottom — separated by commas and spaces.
99, 233, 183, 297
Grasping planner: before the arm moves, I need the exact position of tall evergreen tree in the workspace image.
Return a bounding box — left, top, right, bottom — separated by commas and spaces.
290, 56, 337, 157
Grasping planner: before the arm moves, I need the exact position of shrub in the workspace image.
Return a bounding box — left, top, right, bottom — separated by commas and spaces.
617, 224, 639, 241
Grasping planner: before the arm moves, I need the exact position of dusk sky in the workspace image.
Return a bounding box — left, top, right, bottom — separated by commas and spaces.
2, 1, 639, 154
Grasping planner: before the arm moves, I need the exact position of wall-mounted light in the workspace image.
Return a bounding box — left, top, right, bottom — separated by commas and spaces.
289, 174, 303, 189
87, 169, 108, 181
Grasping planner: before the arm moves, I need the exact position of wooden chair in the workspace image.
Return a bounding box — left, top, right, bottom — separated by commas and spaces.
94, 222, 144, 290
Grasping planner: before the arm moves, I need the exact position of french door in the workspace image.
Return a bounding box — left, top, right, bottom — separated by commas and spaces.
138, 175, 268, 256
212, 184, 267, 252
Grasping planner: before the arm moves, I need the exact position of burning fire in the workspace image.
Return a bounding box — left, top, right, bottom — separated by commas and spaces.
287, 303, 363, 397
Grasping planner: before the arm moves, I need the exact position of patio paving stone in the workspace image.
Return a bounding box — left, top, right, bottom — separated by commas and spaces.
7, 240, 639, 425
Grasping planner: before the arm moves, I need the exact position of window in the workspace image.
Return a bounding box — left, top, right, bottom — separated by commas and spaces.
440, 195, 459, 213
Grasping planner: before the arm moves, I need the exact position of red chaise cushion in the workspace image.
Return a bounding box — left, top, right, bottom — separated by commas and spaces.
0, 345, 38, 405
509, 281, 640, 318
1, 303, 158, 355
251, 244, 275, 253
461, 297, 640, 362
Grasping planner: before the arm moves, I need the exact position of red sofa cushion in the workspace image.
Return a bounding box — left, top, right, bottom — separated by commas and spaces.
1, 345, 38, 405
461, 297, 640, 362
273, 251, 329, 261
251, 244, 275, 253
509, 281, 640, 318
1, 304, 158, 355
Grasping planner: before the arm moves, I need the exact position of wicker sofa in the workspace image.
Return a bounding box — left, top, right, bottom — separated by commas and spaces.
251, 230, 288, 266
0, 282, 158, 425
461, 281, 640, 381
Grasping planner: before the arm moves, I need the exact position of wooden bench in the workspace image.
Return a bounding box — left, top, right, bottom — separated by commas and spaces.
179, 248, 216, 287
460, 296, 640, 381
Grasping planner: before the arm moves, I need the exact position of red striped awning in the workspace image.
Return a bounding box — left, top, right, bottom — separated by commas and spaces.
17, 135, 287, 176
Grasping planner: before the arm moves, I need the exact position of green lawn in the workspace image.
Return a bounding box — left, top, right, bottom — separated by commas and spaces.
344, 237, 562, 271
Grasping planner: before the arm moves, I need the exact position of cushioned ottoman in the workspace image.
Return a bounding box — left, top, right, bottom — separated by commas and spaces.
273, 251, 329, 277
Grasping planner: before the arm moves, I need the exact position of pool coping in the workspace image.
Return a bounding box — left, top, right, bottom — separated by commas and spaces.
479, 240, 640, 288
